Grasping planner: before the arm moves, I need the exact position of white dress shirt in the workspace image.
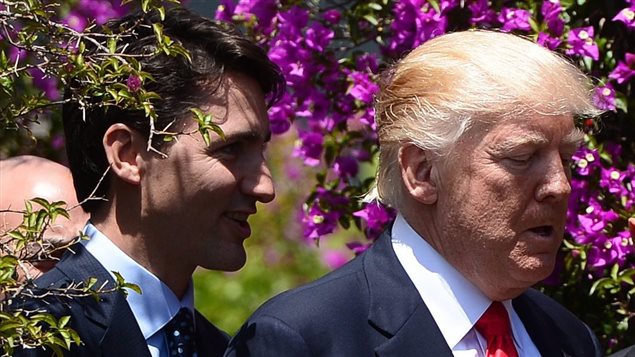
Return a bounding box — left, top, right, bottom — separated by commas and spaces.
83, 223, 195, 357
391, 214, 541, 357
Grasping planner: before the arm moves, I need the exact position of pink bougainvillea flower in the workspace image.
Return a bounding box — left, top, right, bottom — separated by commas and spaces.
541, 0, 565, 35
347, 71, 379, 104
537, 32, 562, 50
609, 53, 635, 84
613, 6, 635, 29
592, 85, 616, 112
566, 26, 599, 60
497, 8, 531, 32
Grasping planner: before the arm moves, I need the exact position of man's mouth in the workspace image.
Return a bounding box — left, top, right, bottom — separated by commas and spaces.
224, 212, 252, 237
528, 225, 554, 237
226, 212, 249, 223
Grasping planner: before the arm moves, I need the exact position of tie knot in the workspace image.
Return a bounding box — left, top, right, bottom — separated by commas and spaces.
476, 302, 513, 337
165, 308, 196, 357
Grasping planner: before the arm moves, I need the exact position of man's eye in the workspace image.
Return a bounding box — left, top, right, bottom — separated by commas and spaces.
209, 143, 241, 158
505, 155, 532, 166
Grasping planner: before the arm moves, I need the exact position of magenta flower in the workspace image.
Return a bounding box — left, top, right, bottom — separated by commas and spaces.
277, 6, 309, 38
468, 0, 497, 26
497, 8, 531, 32
305, 22, 334, 52
599, 167, 627, 196
608, 53, 635, 84
592, 85, 616, 112
537, 32, 562, 50
572, 147, 601, 177
541, 0, 564, 36
64, 10, 88, 31
386, 1, 447, 57
333, 156, 359, 179
235, 0, 278, 33
353, 203, 394, 232
78, 0, 125, 25
126, 74, 142, 92
29, 68, 60, 100
302, 188, 349, 240
303, 204, 340, 240
347, 71, 379, 104
293, 131, 324, 167
566, 27, 599, 60
355, 53, 379, 74
268, 94, 293, 134
215, 0, 236, 22
613, 7, 635, 29
323, 9, 341, 24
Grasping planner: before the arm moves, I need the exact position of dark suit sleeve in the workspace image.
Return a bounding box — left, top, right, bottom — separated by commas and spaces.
609, 345, 635, 357
224, 316, 312, 357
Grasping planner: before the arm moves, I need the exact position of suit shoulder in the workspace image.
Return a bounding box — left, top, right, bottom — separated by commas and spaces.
523, 288, 591, 326
517, 288, 601, 356
249, 254, 367, 323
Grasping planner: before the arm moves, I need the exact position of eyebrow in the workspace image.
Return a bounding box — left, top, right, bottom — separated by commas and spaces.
490, 128, 584, 153
209, 129, 271, 148
490, 133, 549, 153
561, 127, 584, 147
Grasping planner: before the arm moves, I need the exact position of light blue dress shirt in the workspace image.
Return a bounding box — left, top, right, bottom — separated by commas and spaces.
82, 223, 195, 357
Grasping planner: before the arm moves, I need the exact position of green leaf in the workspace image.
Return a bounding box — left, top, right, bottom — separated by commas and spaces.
610, 263, 619, 281
362, 14, 378, 26
123, 282, 142, 295
58, 316, 71, 329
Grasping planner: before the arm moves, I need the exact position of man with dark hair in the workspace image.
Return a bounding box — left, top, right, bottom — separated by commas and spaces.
15, 6, 284, 357
227, 30, 602, 356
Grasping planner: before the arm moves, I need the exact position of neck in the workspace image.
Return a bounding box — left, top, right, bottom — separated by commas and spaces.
91, 196, 194, 299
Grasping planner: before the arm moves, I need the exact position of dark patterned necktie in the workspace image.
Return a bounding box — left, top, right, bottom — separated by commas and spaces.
165, 308, 197, 357
475, 302, 519, 357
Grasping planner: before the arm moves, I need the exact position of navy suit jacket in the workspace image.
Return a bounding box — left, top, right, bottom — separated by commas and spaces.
226, 230, 603, 357
13, 243, 229, 357
609, 345, 635, 357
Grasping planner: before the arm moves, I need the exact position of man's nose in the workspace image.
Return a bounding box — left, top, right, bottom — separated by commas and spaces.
245, 161, 275, 203
535, 154, 572, 202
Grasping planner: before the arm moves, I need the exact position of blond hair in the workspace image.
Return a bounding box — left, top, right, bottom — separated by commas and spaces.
369, 30, 601, 207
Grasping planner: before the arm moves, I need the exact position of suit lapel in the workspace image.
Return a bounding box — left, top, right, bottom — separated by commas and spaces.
55, 243, 150, 357
365, 232, 453, 357
194, 311, 229, 357
513, 293, 564, 357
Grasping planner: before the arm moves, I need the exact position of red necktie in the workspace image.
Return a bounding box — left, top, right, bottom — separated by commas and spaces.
475, 302, 519, 357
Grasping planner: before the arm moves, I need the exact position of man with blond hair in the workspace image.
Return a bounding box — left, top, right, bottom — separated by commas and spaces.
226, 30, 603, 356
0, 155, 88, 279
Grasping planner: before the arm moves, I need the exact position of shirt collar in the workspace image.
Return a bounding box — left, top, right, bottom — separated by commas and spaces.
82, 223, 194, 340
391, 214, 491, 349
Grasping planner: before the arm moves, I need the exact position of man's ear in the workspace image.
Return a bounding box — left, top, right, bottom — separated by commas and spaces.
399, 143, 438, 204
103, 123, 145, 185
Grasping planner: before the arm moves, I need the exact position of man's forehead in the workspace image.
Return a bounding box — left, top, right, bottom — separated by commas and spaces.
478, 114, 582, 145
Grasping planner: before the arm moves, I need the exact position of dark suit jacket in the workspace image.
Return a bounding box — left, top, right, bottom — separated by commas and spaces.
13, 243, 229, 357
610, 345, 635, 357
226, 231, 603, 357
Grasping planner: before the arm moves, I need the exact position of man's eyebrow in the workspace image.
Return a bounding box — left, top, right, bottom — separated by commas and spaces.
561, 128, 584, 147
210, 129, 271, 146
490, 132, 549, 152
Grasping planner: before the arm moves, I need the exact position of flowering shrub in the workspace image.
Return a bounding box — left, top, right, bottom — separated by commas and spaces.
217, 0, 635, 352
1, 0, 633, 353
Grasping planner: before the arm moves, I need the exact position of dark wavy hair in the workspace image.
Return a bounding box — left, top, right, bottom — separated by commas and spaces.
63, 7, 285, 213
